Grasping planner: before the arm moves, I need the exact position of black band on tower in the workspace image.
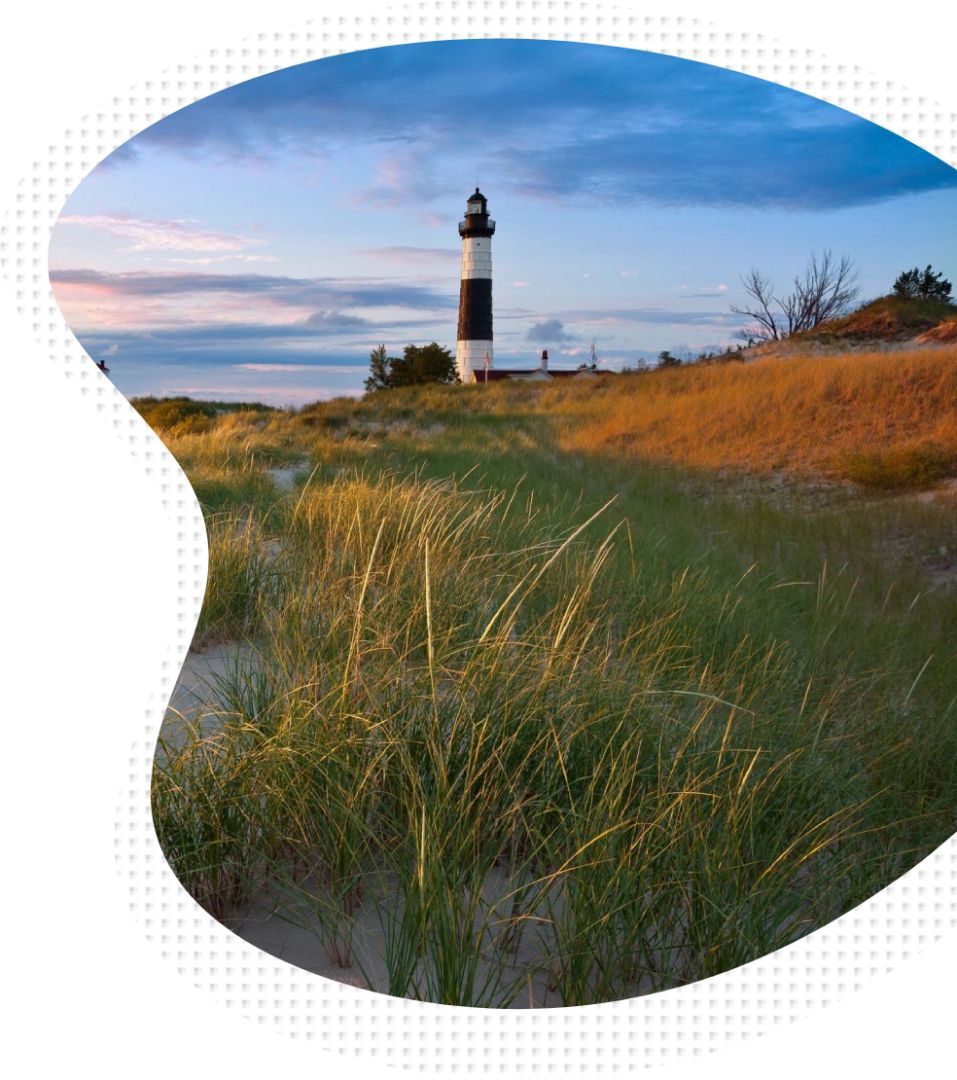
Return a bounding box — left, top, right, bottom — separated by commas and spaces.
457, 278, 493, 341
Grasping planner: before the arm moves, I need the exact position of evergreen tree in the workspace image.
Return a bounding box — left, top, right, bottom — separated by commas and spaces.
364, 344, 393, 392
892, 265, 953, 303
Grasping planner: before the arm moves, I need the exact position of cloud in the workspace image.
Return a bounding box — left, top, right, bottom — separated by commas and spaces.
301, 310, 370, 329
347, 151, 445, 209
679, 285, 730, 298
415, 212, 446, 229
497, 121, 957, 211
164, 254, 279, 265
100, 344, 118, 356
525, 319, 574, 344
90, 40, 956, 212
50, 268, 457, 312
511, 281, 531, 287
56, 212, 263, 254
560, 308, 738, 328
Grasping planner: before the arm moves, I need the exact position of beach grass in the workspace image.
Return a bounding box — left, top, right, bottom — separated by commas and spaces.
150, 348, 956, 1006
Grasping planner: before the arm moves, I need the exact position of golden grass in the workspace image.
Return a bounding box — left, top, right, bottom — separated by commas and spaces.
150, 360, 957, 1006
561, 347, 957, 481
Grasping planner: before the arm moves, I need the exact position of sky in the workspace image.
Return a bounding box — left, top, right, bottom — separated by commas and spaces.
49, 39, 957, 406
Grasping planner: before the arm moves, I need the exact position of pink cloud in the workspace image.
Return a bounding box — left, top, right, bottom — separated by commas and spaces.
56, 212, 265, 255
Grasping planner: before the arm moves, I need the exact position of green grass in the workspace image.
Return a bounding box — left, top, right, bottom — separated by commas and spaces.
150, 382, 956, 1007
838, 444, 957, 490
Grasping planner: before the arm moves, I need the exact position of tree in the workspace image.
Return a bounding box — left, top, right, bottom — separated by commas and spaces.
365, 342, 456, 392
586, 337, 600, 367
656, 350, 682, 369
730, 250, 860, 342
364, 344, 392, 392
388, 342, 456, 387
892, 265, 953, 303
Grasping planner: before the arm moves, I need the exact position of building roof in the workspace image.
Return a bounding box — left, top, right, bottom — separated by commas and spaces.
470, 367, 612, 383
470, 369, 533, 382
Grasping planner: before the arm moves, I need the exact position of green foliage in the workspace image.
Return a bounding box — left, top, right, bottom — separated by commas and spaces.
130, 396, 277, 433
364, 344, 391, 393
365, 342, 456, 392
656, 349, 682, 369
893, 265, 953, 303
838, 444, 957, 490
802, 293, 957, 341
130, 396, 218, 433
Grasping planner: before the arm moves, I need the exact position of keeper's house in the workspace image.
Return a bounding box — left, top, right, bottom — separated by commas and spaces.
468, 350, 602, 384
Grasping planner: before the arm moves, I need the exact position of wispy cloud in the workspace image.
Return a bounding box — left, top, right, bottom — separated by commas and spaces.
679, 284, 730, 298
415, 212, 446, 229
56, 212, 264, 254
50, 268, 457, 311
347, 151, 445, 209
165, 254, 279, 265
560, 308, 738, 327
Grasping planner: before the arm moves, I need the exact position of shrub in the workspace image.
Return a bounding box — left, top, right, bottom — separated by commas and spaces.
893, 265, 953, 303
838, 444, 957, 490
131, 396, 218, 431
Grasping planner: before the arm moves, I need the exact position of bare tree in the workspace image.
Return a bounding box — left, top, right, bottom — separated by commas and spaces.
731, 269, 782, 342
579, 336, 600, 370
588, 336, 600, 366
731, 250, 860, 343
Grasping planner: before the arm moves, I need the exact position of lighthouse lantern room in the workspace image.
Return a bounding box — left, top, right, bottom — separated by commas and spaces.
455, 187, 496, 382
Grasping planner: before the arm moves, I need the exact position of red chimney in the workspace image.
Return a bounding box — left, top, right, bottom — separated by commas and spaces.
541, 349, 548, 371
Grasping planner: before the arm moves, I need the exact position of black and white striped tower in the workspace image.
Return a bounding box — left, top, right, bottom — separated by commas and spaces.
455, 188, 496, 382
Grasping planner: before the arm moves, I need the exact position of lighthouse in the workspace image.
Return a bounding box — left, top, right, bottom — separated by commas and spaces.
455, 188, 496, 383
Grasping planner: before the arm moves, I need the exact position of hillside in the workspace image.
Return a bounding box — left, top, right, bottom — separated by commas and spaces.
269, 345, 957, 493
147, 345, 956, 1007
749, 294, 957, 356
560, 346, 957, 489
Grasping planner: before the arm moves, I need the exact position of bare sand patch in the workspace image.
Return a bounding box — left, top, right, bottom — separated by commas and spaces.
266, 463, 308, 492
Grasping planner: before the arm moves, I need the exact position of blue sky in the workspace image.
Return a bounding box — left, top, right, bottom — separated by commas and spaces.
49, 40, 957, 405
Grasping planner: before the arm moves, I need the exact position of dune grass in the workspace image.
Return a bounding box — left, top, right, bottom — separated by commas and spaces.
557, 346, 957, 483
150, 351, 956, 1006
